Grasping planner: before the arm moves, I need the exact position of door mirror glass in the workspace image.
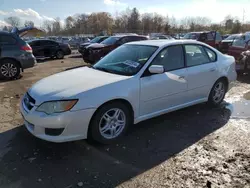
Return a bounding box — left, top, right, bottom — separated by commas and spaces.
148, 65, 164, 74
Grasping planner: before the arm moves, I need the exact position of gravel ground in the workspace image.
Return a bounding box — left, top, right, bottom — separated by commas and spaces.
0, 55, 249, 188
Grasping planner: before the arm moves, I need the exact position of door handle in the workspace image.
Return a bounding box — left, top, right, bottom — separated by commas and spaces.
178, 75, 185, 79
209, 68, 216, 72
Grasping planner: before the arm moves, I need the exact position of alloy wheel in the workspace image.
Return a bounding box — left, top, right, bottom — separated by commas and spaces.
1, 63, 18, 78
212, 82, 225, 103
99, 108, 126, 139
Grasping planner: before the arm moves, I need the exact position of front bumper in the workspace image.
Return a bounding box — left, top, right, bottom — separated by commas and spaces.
20, 100, 96, 143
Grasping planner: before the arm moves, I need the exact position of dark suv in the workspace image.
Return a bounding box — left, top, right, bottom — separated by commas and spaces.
28, 39, 71, 60
0, 28, 36, 79
83, 35, 148, 63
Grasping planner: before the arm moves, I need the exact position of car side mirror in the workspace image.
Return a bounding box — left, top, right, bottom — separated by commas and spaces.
148, 65, 164, 74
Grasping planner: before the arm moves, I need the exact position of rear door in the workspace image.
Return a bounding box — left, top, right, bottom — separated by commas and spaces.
184, 44, 218, 101
29, 41, 44, 58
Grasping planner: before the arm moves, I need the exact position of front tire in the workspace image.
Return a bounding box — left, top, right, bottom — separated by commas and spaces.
88, 102, 132, 144
0, 59, 20, 79
56, 50, 64, 59
208, 79, 227, 107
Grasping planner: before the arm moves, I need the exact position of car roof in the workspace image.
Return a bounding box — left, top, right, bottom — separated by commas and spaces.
128, 39, 207, 47
27, 39, 56, 42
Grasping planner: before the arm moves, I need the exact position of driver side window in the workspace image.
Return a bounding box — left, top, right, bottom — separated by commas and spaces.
151, 45, 184, 72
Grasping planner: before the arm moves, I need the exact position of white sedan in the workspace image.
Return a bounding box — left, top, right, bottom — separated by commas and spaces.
20, 40, 237, 144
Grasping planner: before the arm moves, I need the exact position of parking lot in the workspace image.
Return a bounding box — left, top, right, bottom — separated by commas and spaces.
0, 54, 249, 188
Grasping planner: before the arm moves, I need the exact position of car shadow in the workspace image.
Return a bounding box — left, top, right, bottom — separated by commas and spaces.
0, 75, 23, 83
0, 103, 231, 188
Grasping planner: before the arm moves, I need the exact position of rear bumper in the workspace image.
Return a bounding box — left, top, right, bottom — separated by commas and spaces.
20, 55, 37, 69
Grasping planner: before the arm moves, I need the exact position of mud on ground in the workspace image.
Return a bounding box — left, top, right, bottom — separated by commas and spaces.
0, 56, 249, 188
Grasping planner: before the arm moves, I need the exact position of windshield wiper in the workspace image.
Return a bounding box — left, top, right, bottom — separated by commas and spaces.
93, 66, 116, 74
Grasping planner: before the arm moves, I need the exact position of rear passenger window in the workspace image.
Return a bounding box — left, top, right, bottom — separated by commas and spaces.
184, 45, 210, 67
0, 35, 16, 45
204, 47, 216, 62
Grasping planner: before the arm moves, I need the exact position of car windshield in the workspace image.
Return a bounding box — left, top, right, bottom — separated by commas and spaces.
90, 37, 102, 43
101, 37, 119, 45
184, 33, 199, 39
93, 44, 158, 76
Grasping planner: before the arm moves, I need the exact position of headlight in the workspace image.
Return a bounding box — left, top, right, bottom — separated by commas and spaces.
36, 100, 78, 115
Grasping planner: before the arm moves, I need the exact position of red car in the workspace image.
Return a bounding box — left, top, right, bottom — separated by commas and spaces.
183, 31, 222, 49
227, 34, 250, 70
83, 35, 148, 64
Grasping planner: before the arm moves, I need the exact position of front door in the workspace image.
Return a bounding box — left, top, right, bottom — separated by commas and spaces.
140, 45, 188, 116
184, 44, 218, 101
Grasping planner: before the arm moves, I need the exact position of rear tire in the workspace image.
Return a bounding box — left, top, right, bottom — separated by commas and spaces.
88, 102, 132, 144
0, 59, 20, 80
208, 79, 227, 107
56, 50, 64, 59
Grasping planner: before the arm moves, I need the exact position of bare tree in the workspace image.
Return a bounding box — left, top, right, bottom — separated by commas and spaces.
24, 20, 35, 27
52, 17, 62, 35
43, 20, 53, 35
4, 16, 21, 27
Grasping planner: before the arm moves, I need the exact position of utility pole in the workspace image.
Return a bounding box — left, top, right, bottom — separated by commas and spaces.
242, 8, 245, 32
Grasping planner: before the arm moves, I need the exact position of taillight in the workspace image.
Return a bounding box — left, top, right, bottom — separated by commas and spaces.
21, 44, 32, 53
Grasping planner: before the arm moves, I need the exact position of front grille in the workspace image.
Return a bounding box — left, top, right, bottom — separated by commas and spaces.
23, 93, 36, 111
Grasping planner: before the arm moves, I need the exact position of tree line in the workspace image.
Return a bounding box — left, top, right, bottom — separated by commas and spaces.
3, 7, 250, 36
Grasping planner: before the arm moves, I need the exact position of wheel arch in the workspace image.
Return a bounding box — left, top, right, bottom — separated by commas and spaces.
216, 76, 229, 91
0, 57, 22, 70
87, 98, 135, 137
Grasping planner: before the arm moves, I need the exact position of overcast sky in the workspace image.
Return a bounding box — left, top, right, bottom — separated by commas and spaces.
0, 0, 249, 27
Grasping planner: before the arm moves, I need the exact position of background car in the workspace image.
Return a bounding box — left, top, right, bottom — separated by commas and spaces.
0, 28, 36, 79
219, 34, 241, 53
68, 37, 90, 48
183, 31, 222, 49
78, 36, 109, 55
83, 35, 148, 63
227, 35, 250, 70
28, 39, 71, 60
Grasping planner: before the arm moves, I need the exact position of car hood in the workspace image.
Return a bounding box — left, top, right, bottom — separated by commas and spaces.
28, 66, 129, 104
221, 40, 233, 43
87, 43, 108, 49
80, 42, 91, 47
